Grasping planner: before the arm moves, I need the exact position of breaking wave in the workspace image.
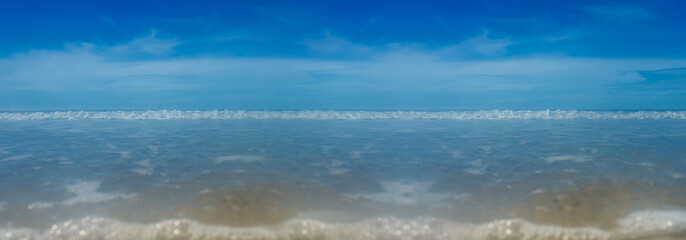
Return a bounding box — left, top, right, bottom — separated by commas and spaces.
1, 110, 686, 120
1, 210, 686, 240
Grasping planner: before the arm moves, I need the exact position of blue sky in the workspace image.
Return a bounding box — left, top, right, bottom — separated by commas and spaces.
1, 0, 685, 110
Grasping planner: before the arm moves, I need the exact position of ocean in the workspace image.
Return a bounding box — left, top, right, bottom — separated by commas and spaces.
1, 110, 686, 239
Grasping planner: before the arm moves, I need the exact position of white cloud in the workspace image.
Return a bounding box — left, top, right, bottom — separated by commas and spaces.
1, 33, 685, 96
584, 5, 655, 23
438, 30, 512, 58
302, 31, 512, 59
108, 30, 179, 56
459, 30, 512, 55
303, 31, 374, 57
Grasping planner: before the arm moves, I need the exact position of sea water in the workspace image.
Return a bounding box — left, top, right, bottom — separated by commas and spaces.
1, 110, 686, 240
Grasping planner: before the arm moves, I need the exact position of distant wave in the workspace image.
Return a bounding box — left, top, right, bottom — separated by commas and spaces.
1, 110, 686, 120
1, 210, 685, 240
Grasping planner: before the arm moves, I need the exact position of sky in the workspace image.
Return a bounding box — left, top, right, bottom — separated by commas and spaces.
0, 0, 685, 111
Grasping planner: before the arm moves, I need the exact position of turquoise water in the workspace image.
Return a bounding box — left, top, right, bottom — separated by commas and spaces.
1, 110, 686, 239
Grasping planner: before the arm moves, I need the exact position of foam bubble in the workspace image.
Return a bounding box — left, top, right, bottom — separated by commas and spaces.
614, 211, 686, 239
1, 110, 686, 120
0, 154, 33, 162
543, 155, 591, 164
4, 211, 686, 240
350, 151, 362, 159
347, 181, 460, 206
117, 151, 131, 159
27, 181, 135, 210
464, 168, 485, 175
212, 155, 264, 163
132, 168, 153, 175
328, 168, 349, 175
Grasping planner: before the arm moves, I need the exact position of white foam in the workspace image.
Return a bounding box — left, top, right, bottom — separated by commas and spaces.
4, 210, 686, 240
347, 181, 461, 206
614, 211, 686, 239
212, 155, 264, 163
465, 159, 487, 175
327, 160, 348, 175
0, 154, 33, 162
1, 110, 686, 120
349, 151, 362, 159
132, 168, 153, 175
28, 181, 135, 210
132, 160, 154, 175
451, 151, 464, 159
328, 168, 349, 175
117, 151, 131, 159
465, 168, 486, 175
146, 146, 159, 153
543, 155, 591, 164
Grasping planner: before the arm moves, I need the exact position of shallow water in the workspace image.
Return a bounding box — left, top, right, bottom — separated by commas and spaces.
1, 111, 686, 239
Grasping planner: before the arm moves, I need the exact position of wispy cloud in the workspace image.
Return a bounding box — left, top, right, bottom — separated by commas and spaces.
356, 16, 382, 33
108, 30, 180, 57
2, 34, 684, 91
584, 4, 655, 24
545, 35, 576, 42
98, 15, 122, 32
1, 32, 685, 110
303, 31, 512, 59
446, 30, 512, 56
303, 31, 374, 58
432, 17, 455, 34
